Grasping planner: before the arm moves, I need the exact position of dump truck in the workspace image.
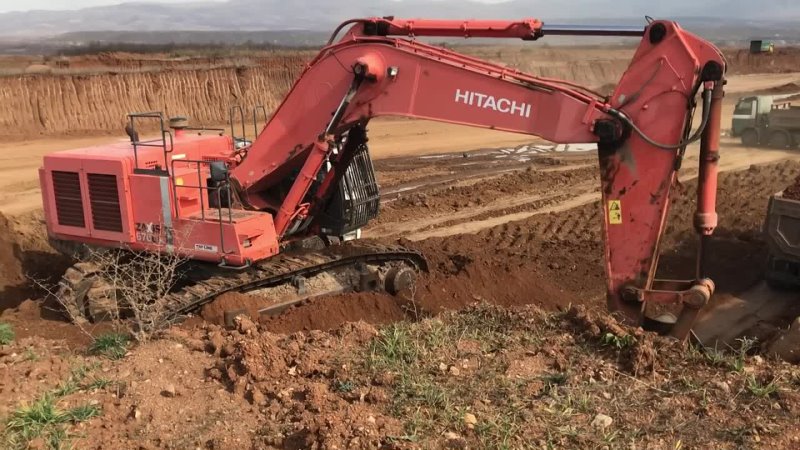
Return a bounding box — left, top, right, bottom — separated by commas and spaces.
765, 181, 800, 288
750, 40, 774, 54
732, 95, 800, 148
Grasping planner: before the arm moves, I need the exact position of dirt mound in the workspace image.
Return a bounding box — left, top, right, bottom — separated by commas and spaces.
201, 291, 264, 326
202, 291, 408, 333
0, 212, 23, 290
406, 231, 598, 313
0, 332, 260, 450
767, 82, 800, 94
783, 173, 800, 200
0, 211, 91, 346
201, 320, 405, 449
168, 305, 800, 449
197, 227, 594, 336
0, 211, 72, 303
723, 47, 800, 75
3, 301, 800, 449
564, 305, 668, 375
222, 160, 800, 338
260, 292, 407, 334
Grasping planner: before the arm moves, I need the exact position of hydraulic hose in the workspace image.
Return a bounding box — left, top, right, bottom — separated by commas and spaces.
327, 19, 366, 45
607, 87, 713, 150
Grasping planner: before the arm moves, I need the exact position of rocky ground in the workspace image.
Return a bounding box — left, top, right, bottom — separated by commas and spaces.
3, 305, 800, 449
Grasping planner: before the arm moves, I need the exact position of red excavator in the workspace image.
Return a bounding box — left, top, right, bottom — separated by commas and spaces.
39, 17, 726, 339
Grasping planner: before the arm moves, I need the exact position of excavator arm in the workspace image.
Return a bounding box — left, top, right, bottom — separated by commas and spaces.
229, 17, 726, 338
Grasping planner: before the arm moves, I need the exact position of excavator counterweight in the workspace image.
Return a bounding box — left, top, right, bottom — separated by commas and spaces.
39, 17, 726, 337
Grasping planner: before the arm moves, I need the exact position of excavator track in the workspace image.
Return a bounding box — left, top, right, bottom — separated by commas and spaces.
57, 241, 427, 331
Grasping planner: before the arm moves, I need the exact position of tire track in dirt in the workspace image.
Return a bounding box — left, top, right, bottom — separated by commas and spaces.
405, 189, 600, 241
381, 143, 800, 241
369, 163, 598, 237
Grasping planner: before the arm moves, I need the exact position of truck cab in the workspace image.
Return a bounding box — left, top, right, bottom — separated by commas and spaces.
732, 95, 800, 148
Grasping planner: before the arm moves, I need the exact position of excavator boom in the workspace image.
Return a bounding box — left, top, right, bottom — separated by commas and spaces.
229, 17, 726, 335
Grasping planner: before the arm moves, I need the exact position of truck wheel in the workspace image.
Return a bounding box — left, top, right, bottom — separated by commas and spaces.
768, 131, 790, 149
741, 129, 759, 147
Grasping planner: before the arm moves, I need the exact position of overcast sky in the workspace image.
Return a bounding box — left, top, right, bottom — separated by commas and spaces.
0, 0, 219, 13
0, 0, 511, 13
1, 0, 513, 13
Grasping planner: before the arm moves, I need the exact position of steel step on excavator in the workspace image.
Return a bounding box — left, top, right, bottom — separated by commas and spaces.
39, 17, 726, 339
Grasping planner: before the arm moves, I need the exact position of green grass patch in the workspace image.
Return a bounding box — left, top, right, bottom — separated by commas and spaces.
4, 393, 100, 449
3, 363, 106, 449
51, 364, 97, 398
600, 332, 636, 350
0, 322, 14, 345
89, 332, 130, 360
730, 337, 757, 374
340, 305, 800, 449
363, 306, 543, 449
22, 348, 39, 362
746, 375, 779, 398
84, 377, 114, 391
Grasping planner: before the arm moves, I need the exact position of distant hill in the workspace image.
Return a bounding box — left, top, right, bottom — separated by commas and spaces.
2, 0, 800, 35
0, 0, 799, 45
57, 30, 330, 47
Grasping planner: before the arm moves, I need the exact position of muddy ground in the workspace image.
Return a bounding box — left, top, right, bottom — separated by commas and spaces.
3, 47, 800, 449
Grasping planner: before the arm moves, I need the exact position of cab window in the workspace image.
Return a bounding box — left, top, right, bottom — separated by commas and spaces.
734, 99, 755, 116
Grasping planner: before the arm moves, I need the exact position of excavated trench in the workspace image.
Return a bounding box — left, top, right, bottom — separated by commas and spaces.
197, 158, 800, 344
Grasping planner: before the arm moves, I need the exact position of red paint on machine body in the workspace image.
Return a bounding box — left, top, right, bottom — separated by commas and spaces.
39, 17, 726, 336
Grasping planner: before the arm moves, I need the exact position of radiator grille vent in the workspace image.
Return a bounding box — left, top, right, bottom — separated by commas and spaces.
52, 171, 85, 228
87, 174, 123, 232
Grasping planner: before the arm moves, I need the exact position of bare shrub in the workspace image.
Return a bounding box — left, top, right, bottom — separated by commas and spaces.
86, 248, 186, 342
34, 246, 186, 342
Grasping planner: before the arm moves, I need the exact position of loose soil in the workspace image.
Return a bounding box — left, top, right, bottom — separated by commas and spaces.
5, 306, 799, 449
0, 212, 22, 291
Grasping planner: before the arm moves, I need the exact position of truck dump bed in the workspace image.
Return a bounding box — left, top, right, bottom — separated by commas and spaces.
769, 105, 800, 130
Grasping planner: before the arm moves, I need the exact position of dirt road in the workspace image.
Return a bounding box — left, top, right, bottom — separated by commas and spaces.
0, 119, 539, 216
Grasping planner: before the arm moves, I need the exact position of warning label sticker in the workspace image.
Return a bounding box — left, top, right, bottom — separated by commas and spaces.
608, 200, 622, 225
